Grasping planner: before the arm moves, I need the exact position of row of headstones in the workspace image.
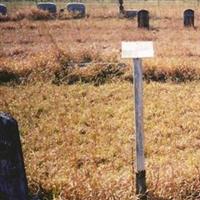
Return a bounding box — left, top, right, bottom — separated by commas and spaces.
0, 2, 86, 17
124, 9, 195, 28
0, 3, 195, 28
130, 9, 195, 28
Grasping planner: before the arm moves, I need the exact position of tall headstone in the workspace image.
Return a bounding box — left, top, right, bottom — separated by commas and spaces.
0, 4, 7, 16
66, 3, 86, 18
184, 9, 194, 27
37, 2, 57, 14
137, 10, 149, 29
0, 112, 28, 200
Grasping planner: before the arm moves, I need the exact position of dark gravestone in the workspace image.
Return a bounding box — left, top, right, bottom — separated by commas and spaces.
0, 4, 7, 16
67, 3, 86, 18
137, 10, 149, 29
184, 9, 194, 27
37, 2, 57, 14
125, 10, 137, 18
0, 113, 28, 200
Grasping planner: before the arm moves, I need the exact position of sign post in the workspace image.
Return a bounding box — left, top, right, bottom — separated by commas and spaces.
122, 41, 154, 200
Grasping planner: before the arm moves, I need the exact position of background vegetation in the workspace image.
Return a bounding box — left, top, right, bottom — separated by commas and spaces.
1, 0, 200, 10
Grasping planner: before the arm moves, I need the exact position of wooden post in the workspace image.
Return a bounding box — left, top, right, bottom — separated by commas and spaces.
0, 112, 28, 200
122, 41, 154, 200
133, 58, 147, 200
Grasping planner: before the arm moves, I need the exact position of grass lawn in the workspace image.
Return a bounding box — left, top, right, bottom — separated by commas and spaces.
1, 81, 200, 199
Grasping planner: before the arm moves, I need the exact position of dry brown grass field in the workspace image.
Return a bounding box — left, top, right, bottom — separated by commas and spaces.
1, 4, 200, 200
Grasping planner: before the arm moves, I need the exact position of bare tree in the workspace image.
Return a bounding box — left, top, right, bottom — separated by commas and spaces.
118, 0, 124, 14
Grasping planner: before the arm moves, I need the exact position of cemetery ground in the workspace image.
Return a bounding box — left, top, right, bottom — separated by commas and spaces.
2, 5, 200, 200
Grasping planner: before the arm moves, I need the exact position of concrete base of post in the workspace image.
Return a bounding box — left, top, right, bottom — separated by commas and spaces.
136, 170, 147, 200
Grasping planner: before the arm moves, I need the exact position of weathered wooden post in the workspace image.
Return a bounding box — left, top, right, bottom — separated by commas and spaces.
184, 9, 194, 27
0, 112, 28, 200
137, 10, 149, 29
122, 41, 154, 200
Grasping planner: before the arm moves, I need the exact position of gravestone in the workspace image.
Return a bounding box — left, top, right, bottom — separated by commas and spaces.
66, 3, 86, 18
184, 9, 194, 27
0, 112, 28, 200
137, 10, 149, 29
0, 4, 7, 16
37, 2, 57, 14
125, 10, 137, 18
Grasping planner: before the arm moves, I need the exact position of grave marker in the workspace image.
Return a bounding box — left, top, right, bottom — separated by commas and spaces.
37, 2, 57, 14
122, 41, 154, 200
125, 10, 137, 18
66, 3, 86, 18
184, 9, 194, 27
0, 4, 7, 16
0, 112, 28, 200
137, 10, 149, 29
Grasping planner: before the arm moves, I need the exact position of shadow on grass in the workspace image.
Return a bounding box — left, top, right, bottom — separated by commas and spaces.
28, 185, 54, 200
148, 193, 169, 200
0, 71, 20, 85
27, 187, 200, 200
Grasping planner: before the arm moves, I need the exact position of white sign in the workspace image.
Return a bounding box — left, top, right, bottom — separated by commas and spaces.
121, 41, 154, 58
